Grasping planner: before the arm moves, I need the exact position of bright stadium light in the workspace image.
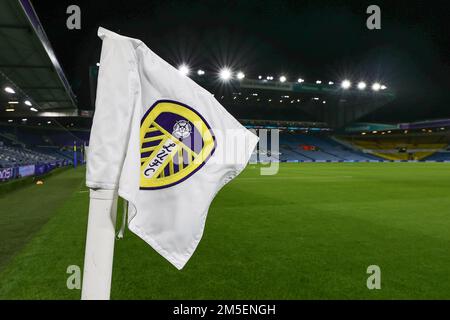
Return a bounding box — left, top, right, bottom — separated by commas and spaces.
219, 68, 232, 81
24, 100, 32, 106
357, 81, 367, 90
372, 82, 381, 91
47, 121, 52, 124
96, 62, 100, 67
4, 86, 15, 94
279, 75, 287, 83
297, 78, 304, 83
8, 119, 13, 123
197, 69, 205, 75
316, 80, 322, 84
178, 64, 190, 76
341, 80, 351, 89
258, 75, 262, 79
236, 71, 245, 80
5, 108, 15, 112
328, 81, 334, 85
30, 107, 38, 112
381, 85, 387, 90
22, 118, 27, 122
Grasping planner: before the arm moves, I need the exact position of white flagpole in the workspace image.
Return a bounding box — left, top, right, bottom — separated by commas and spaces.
81, 146, 118, 300
81, 189, 118, 300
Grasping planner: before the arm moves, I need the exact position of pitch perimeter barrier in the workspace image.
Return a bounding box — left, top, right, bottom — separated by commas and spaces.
0, 160, 70, 183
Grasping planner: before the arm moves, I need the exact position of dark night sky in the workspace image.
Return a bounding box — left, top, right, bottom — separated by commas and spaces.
32, 0, 450, 123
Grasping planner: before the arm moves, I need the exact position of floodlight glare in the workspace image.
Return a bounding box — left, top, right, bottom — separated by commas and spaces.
30, 107, 38, 112
279, 75, 287, 83
357, 81, 367, 90
316, 80, 322, 84
24, 100, 32, 106
178, 64, 190, 76
237, 71, 245, 80
4, 87, 15, 94
298, 78, 304, 83
341, 80, 351, 89
372, 82, 381, 91
219, 68, 232, 81
380, 85, 387, 90
197, 69, 205, 75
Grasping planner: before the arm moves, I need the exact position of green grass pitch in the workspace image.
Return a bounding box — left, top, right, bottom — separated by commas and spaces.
0, 162, 449, 299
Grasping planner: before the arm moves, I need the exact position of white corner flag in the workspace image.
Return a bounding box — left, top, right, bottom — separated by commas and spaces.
84, 26, 258, 280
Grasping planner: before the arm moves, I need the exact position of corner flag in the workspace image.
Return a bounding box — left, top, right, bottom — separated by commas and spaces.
86, 27, 258, 270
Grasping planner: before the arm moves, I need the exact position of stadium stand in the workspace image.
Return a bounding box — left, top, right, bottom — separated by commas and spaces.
343, 135, 450, 161
0, 142, 65, 168
277, 133, 381, 162
0, 124, 87, 180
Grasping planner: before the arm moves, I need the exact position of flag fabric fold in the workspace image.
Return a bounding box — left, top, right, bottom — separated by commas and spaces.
87, 27, 259, 270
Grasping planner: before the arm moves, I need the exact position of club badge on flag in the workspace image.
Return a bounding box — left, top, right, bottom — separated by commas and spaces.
140, 100, 216, 190
86, 27, 258, 270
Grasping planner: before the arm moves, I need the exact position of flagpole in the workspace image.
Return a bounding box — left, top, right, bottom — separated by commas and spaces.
81, 147, 117, 300
81, 189, 118, 300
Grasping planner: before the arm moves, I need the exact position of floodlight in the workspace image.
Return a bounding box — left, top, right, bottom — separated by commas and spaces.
236, 71, 245, 80
341, 80, 351, 89
357, 81, 366, 90
372, 82, 381, 91
178, 64, 190, 76
219, 68, 232, 81
4, 87, 15, 94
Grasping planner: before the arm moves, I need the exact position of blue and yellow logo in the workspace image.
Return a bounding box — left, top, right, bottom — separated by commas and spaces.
140, 100, 216, 190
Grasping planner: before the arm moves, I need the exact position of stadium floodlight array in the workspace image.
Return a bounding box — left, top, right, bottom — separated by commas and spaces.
173, 64, 389, 92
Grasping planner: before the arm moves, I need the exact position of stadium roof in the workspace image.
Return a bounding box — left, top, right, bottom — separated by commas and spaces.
0, 0, 77, 115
